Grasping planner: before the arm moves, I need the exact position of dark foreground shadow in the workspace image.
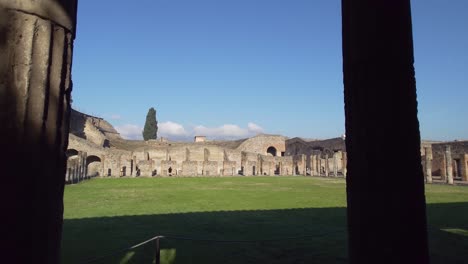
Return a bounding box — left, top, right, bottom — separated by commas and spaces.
62, 203, 468, 264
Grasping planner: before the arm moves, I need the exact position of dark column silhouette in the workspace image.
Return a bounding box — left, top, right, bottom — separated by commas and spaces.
342, 1, 430, 263
0, 1, 77, 263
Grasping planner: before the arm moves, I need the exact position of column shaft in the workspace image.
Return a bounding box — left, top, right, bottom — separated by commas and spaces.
342, 0, 429, 263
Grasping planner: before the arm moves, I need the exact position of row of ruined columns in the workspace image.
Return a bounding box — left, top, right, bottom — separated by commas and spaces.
307, 152, 347, 177
65, 151, 88, 184
424, 145, 467, 184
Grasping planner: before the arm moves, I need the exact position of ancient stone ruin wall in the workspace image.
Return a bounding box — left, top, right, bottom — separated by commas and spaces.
83, 119, 107, 146
203, 161, 219, 176
285, 137, 346, 156
222, 161, 237, 176
284, 137, 347, 177
260, 156, 276, 175
66, 111, 351, 179
279, 156, 294, 175
236, 134, 287, 156
70, 109, 121, 145
428, 141, 468, 180
182, 161, 198, 176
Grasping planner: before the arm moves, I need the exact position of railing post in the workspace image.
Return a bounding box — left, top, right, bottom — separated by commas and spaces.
155, 237, 161, 264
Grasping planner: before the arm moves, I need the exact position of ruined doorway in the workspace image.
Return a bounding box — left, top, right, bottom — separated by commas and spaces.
85, 155, 102, 177
274, 165, 280, 175
453, 159, 462, 179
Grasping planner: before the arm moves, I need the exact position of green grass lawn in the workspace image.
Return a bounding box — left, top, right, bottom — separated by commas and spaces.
62, 177, 468, 264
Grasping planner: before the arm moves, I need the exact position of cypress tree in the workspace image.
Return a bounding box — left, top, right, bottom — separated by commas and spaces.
142, 107, 158, 140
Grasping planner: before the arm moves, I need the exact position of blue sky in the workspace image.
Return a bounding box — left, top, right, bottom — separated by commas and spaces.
71, 0, 468, 141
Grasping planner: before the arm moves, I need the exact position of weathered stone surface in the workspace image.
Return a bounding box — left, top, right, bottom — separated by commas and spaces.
161, 160, 177, 176
445, 146, 454, 184
202, 161, 218, 176
1, 1, 77, 262
424, 147, 433, 183
222, 161, 237, 176
182, 161, 198, 176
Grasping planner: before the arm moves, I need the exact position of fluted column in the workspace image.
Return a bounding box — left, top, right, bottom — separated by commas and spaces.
0, 1, 77, 263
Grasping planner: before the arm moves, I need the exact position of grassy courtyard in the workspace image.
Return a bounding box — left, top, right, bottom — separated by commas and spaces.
62, 177, 468, 264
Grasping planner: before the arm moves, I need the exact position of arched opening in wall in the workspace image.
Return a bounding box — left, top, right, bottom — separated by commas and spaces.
66, 149, 78, 158
267, 147, 277, 157
86, 155, 101, 177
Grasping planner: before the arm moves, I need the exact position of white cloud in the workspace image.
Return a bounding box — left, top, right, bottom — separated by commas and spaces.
247, 122, 264, 134
110, 114, 122, 120
159, 121, 189, 137
193, 122, 264, 140
115, 121, 265, 141
193, 124, 248, 138
115, 124, 143, 140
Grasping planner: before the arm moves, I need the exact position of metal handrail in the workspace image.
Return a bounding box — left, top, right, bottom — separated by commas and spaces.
80, 229, 345, 264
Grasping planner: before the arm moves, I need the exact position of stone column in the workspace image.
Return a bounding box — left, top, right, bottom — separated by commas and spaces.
117, 155, 122, 178
65, 161, 70, 183
311, 155, 316, 176
445, 145, 454, 185
342, 0, 429, 263
77, 151, 83, 182
132, 155, 137, 177
100, 156, 106, 178
324, 154, 329, 177
462, 154, 468, 182
342, 152, 347, 178
65, 167, 69, 183
69, 163, 74, 183
82, 151, 88, 179
424, 147, 432, 184
0, 2, 78, 261
68, 167, 72, 183
317, 156, 322, 176
80, 154, 84, 180
333, 152, 338, 177
71, 161, 75, 183
302, 154, 307, 175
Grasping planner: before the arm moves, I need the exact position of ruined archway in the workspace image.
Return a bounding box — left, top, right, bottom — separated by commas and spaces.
267, 146, 277, 157
66, 149, 78, 158
65, 149, 79, 183
86, 155, 101, 177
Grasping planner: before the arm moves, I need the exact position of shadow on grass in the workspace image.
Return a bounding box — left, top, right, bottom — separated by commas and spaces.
62, 203, 468, 264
